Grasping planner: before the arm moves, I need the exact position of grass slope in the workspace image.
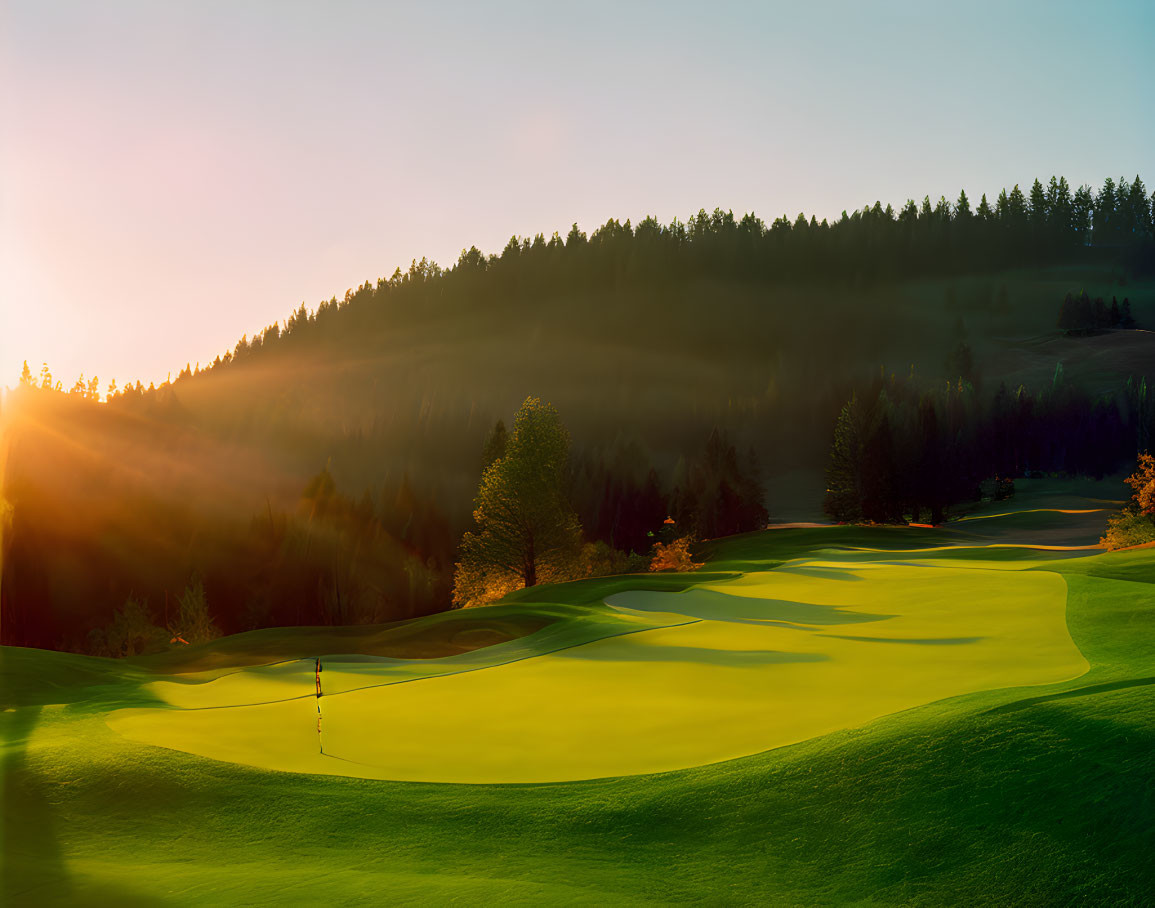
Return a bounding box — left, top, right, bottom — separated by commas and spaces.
2, 485, 1153, 905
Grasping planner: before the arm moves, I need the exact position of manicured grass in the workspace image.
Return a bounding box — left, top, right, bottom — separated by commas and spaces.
2, 486, 1152, 904
108, 556, 1083, 784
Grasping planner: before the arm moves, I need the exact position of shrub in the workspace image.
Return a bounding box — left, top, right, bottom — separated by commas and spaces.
579, 541, 636, 578
451, 564, 523, 609
169, 576, 221, 644
650, 537, 704, 572
89, 596, 167, 657
1101, 509, 1155, 551
453, 541, 649, 607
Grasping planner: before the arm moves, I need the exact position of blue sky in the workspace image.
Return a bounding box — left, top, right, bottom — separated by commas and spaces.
2, 0, 1152, 387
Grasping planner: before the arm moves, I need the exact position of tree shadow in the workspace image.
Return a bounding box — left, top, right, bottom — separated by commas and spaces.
555, 644, 830, 667
985, 675, 1155, 714
778, 564, 866, 582
605, 589, 893, 626
819, 634, 984, 645
1, 705, 71, 904
2, 704, 169, 906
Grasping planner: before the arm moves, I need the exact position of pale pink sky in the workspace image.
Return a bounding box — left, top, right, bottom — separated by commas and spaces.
2, 1, 1152, 390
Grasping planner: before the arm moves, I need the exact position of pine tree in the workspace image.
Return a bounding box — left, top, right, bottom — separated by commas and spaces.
1029, 178, 1048, 234
1116, 176, 1134, 238
1007, 184, 1029, 231
1049, 176, 1074, 242
1126, 175, 1151, 237
1057, 292, 1078, 333
1072, 185, 1095, 243
1093, 298, 1109, 330
861, 399, 901, 524
169, 576, 220, 645
1130, 376, 1151, 453
1095, 177, 1118, 243
453, 397, 582, 605
1122, 299, 1136, 329
995, 188, 1010, 224
823, 394, 864, 523
1073, 291, 1095, 334
90, 596, 166, 657
915, 396, 944, 523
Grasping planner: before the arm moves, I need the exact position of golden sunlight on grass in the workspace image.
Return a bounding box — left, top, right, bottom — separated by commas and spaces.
107, 554, 1086, 783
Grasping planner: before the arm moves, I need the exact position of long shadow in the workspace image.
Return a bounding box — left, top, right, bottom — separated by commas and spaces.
985, 676, 1155, 714
605, 589, 893, 626
819, 634, 984, 645
776, 565, 865, 582
1, 705, 71, 903
554, 644, 830, 667
2, 668, 170, 906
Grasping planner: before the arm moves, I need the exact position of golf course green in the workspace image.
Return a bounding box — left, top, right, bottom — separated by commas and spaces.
3, 481, 1153, 904
107, 560, 1084, 784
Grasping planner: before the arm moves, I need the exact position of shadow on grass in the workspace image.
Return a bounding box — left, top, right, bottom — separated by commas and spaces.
819, 634, 984, 645
606, 589, 893, 626
1, 706, 71, 904
554, 645, 829, 667
1, 707, 172, 906
985, 675, 1155, 714
776, 564, 865, 581
1, 667, 170, 906
132, 612, 554, 674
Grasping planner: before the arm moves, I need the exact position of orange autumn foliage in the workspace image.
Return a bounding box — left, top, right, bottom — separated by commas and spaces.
649, 537, 703, 573
1125, 453, 1155, 515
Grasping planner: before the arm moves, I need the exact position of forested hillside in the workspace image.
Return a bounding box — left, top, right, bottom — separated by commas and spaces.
3, 174, 1154, 652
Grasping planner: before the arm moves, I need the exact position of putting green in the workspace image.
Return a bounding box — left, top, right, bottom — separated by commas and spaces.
107, 559, 1087, 783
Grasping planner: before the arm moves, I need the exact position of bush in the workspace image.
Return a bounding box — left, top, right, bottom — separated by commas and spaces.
579, 541, 643, 578
88, 596, 167, 657
1101, 509, 1155, 551
994, 476, 1015, 501
650, 537, 704, 572
453, 541, 648, 607
169, 576, 221, 644
451, 565, 523, 609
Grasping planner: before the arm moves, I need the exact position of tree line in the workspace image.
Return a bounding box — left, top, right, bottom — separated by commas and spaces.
0, 385, 460, 652
1057, 292, 1137, 335
454, 398, 767, 607
824, 367, 1140, 525
2, 383, 766, 649
62, 172, 1148, 398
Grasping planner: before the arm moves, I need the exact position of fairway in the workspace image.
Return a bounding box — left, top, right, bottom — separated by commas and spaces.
107, 557, 1087, 783
5, 491, 1154, 906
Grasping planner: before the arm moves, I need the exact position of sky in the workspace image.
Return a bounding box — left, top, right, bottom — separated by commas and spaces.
2, 0, 1153, 390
